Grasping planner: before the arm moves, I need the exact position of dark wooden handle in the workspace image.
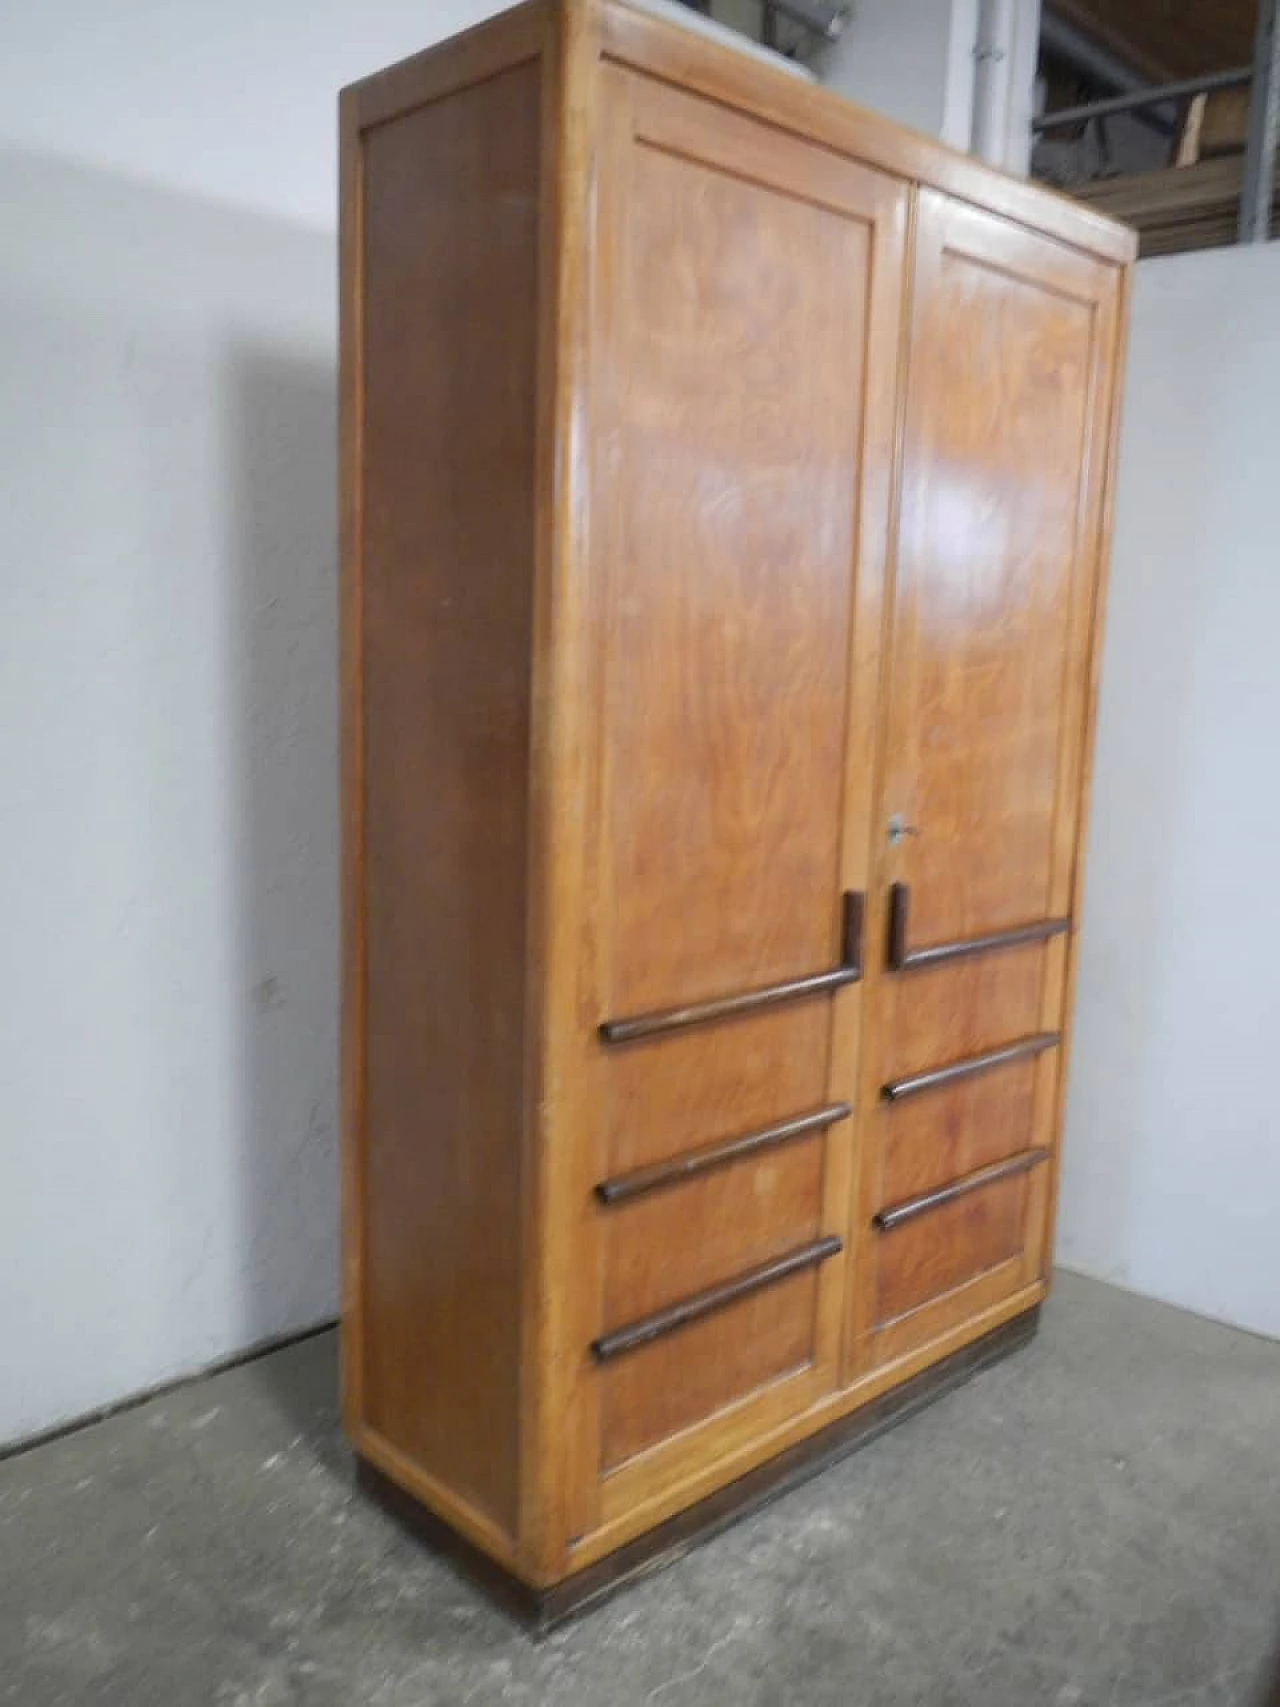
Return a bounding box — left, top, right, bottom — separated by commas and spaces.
887, 882, 1070, 973
873, 1148, 1052, 1232
590, 1236, 843, 1362
599, 891, 863, 1045
595, 1102, 851, 1206
881, 1032, 1060, 1103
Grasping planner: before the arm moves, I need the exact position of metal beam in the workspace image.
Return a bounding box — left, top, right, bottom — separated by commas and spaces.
1039, 8, 1177, 136
1034, 67, 1252, 134
1239, 0, 1280, 243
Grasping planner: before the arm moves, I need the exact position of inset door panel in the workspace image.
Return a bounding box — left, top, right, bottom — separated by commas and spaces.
601, 1137, 824, 1330
849, 191, 1122, 1370
879, 1057, 1041, 1205
882, 202, 1112, 950
878, 945, 1046, 1083
874, 1170, 1030, 1328
598, 99, 872, 1017
602, 1005, 831, 1180
599, 1268, 820, 1472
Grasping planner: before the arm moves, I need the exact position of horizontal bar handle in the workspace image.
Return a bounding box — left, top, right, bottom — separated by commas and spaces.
595, 1102, 851, 1206
873, 1147, 1052, 1232
590, 1235, 843, 1363
599, 891, 864, 1046
882, 1032, 1060, 1103
887, 883, 1069, 974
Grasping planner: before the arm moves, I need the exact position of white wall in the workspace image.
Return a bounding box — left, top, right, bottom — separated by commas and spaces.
0, 152, 340, 1444
820, 0, 977, 146
0, 0, 504, 231
1059, 242, 1280, 1342
0, 0, 506, 1446
818, 0, 1039, 168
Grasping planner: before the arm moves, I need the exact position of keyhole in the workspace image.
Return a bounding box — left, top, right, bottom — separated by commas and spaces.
888, 814, 920, 846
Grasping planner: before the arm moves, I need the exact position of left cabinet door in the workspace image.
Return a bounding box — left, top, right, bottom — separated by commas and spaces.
558, 63, 908, 1556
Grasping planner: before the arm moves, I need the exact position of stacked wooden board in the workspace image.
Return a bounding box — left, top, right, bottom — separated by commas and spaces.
1072, 156, 1279, 256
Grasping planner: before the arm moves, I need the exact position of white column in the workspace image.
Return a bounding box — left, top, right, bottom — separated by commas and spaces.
972, 0, 1041, 171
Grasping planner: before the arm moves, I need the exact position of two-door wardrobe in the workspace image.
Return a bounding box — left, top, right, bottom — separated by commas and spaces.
339, 0, 1135, 1623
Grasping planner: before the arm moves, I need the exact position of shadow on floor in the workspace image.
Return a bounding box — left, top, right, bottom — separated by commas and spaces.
1257, 1637, 1280, 1707
242, 1326, 349, 1481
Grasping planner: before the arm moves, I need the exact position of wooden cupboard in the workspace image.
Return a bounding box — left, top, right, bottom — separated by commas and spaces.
339, 0, 1135, 1621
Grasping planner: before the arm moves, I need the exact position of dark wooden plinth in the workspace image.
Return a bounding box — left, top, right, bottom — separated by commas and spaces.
358, 1303, 1040, 1633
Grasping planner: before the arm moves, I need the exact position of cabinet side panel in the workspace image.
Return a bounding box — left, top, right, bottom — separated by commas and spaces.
353, 62, 541, 1540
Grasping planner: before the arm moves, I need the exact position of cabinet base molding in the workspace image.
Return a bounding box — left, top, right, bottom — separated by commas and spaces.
357, 1302, 1040, 1633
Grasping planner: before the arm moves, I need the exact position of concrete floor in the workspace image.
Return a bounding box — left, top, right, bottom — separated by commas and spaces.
3, 1272, 1279, 1707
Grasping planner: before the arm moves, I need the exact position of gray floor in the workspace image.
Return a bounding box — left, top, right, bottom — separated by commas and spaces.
3, 1272, 1279, 1707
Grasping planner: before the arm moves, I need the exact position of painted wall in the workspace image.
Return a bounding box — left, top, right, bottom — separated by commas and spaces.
0, 0, 507, 1446
819, 0, 978, 147
1059, 241, 1280, 1342
817, 0, 1040, 170
0, 0, 504, 230
0, 153, 339, 1445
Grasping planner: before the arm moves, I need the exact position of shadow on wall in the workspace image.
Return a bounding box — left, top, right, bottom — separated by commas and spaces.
228, 344, 340, 1336
0, 146, 340, 1443
227, 343, 343, 1447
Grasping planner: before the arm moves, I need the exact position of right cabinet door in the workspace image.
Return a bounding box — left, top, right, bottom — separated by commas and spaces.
850, 189, 1125, 1371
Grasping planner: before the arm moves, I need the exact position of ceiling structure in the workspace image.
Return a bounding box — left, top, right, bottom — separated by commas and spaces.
1038, 1, 1273, 256
1047, 0, 1258, 82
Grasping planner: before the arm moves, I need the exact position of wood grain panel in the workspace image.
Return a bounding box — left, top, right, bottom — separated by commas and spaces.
604, 1006, 829, 1176
851, 192, 1122, 1364
517, 0, 606, 1581
349, 1, 543, 131
875, 1174, 1030, 1327
884, 251, 1096, 949
602, 1137, 823, 1326
876, 945, 1047, 1207
879, 945, 1045, 1080
601, 1269, 818, 1470
599, 136, 867, 1016
880, 1060, 1040, 1205
356, 63, 541, 1539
